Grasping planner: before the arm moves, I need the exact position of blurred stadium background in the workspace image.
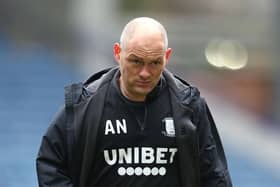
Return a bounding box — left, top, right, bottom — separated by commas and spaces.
0, 0, 280, 186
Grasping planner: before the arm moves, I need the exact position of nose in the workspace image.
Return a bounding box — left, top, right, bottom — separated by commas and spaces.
139, 65, 151, 79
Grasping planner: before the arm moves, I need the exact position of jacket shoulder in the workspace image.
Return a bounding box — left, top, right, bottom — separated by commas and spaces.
163, 69, 201, 106
64, 82, 84, 108
64, 66, 118, 107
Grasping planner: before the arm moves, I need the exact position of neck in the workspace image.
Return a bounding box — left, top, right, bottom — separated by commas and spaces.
119, 78, 146, 102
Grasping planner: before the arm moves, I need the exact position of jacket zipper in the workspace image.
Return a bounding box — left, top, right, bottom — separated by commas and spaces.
138, 103, 147, 132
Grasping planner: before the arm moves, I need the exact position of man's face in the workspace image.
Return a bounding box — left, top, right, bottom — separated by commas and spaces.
114, 31, 172, 101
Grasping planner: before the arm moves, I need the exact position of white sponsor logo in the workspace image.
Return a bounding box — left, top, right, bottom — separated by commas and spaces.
103, 147, 178, 176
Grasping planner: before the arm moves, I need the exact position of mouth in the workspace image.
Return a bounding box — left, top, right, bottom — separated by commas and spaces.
135, 81, 152, 87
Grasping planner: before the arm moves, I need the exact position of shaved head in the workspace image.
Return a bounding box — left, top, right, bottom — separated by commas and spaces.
120, 17, 168, 50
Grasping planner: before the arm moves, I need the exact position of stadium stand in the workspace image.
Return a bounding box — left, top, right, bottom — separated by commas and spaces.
0, 38, 279, 187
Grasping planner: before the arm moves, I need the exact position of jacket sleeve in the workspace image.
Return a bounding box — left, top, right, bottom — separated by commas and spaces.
36, 108, 74, 187
197, 98, 232, 187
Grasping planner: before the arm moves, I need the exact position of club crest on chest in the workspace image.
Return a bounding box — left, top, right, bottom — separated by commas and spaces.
161, 117, 175, 137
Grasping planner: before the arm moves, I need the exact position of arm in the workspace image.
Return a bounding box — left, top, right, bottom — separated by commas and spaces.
197, 99, 232, 187
36, 108, 74, 187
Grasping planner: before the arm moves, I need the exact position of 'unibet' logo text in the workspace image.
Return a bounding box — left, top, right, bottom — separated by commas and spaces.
104, 147, 178, 176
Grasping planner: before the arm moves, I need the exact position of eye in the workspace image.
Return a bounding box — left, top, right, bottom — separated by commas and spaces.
152, 60, 162, 65
133, 59, 141, 64
129, 58, 142, 65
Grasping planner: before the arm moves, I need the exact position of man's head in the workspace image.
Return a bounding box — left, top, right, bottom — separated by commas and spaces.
114, 17, 172, 102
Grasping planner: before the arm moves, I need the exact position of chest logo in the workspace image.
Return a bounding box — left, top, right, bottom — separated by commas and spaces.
162, 117, 175, 137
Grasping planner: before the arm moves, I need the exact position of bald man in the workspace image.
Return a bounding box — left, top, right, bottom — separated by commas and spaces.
36, 17, 232, 187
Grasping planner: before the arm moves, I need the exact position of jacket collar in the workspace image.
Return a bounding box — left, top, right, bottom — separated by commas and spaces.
83, 66, 199, 106
163, 69, 200, 105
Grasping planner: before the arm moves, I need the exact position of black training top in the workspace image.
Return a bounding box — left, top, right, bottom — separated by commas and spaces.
90, 71, 181, 187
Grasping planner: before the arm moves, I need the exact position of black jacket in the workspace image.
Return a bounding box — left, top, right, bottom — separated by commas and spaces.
36, 67, 232, 187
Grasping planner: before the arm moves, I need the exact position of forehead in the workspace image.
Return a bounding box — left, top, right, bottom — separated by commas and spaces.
124, 32, 165, 58
124, 45, 165, 60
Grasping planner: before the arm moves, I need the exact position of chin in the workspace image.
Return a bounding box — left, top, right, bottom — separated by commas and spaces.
135, 88, 152, 96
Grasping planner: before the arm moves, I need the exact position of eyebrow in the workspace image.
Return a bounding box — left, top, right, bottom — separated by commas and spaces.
127, 54, 143, 60
127, 54, 163, 61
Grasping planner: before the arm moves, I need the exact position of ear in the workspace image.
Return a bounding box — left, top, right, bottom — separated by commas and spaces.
113, 43, 121, 64
165, 48, 172, 65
